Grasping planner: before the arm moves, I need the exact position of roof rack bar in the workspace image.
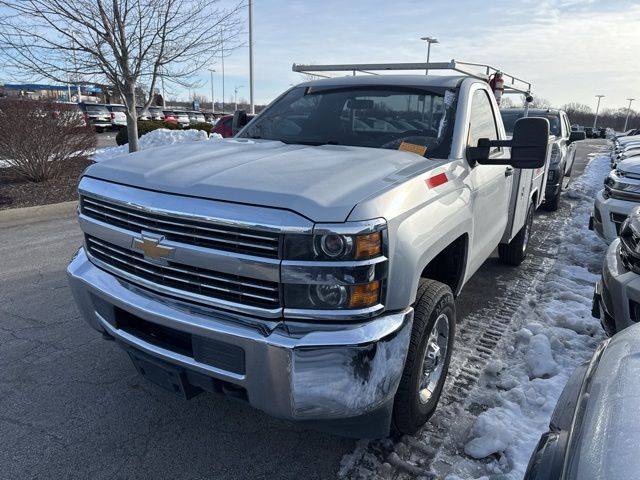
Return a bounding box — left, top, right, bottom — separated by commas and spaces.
292, 59, 532, 95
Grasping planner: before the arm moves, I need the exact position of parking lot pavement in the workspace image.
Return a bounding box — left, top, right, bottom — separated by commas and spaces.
0, 140, 603, 480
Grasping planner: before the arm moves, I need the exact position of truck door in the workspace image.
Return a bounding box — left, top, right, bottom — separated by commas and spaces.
466, 88, 511, 272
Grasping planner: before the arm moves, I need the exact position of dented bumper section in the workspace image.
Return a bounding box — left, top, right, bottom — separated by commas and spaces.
67, 247, 413, 437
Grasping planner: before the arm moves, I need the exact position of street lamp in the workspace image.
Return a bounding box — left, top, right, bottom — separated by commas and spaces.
64, 29, 82, 102
420, 36, 439, 75
208, 68, 216, 114
593, 94, 605, 128
234, 85, 244, 110
248, 0, 255, 114
220, 33, 226, 112
624, 98, 636, 132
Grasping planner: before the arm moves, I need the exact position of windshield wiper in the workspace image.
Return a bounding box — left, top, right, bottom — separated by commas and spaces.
280, 139, 341, 146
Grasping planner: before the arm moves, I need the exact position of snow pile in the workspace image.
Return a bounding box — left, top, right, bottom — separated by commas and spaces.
461, 151, 610, 478
92, 128, 222, 162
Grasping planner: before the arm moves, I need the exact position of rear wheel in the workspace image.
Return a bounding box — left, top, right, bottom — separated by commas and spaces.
543, 188, 561, 211
498, 201, 534, 266
392, 279, 456, 435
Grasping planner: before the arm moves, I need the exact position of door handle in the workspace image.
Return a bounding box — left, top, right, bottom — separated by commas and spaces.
505, 166, 514, 177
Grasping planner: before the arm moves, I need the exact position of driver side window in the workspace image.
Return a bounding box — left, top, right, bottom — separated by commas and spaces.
467, 89, 499, 151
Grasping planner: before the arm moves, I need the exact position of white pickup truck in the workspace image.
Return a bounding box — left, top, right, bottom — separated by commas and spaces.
68, 61, 549, 438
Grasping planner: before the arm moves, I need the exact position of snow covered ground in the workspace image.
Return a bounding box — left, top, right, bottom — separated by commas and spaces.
91, 128, 222, 162
450, 151, 609, 478
340, 147, 611, 479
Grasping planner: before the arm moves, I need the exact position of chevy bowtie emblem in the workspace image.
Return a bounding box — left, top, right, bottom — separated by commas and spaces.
132, 233, 174, 261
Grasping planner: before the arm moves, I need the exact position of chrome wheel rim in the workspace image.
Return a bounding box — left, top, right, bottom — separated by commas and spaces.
418, 313, 450, 404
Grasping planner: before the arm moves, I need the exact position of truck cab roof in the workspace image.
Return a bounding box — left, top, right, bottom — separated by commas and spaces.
296, 75, 467, 89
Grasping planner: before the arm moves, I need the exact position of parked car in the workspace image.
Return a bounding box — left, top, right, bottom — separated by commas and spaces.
610, 134, 640, 168
584, 126, 595, 138
212, 113, 256, 137
107, 104, 127, 129
501, 108, 583, 210
162, 110, 178, 125
79, 103, 112, 132
524, 322, 640, 479
187, 111, 206, 124
211, 114, 233, 137
592, 207, 640, 335
172, 110, 191, 128
67, 67, 549, 438
136, 107, 151, 121
148, 106, 165, 121
590, 157, 640, 242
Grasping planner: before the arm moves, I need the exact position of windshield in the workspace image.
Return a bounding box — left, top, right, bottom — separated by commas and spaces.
239, 85, 458, 158
110, 106, 126, 113
501, 110, 561, 136
85, 104, 109, 113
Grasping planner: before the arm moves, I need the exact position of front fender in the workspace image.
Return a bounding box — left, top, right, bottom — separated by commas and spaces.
348, 160, 472, 311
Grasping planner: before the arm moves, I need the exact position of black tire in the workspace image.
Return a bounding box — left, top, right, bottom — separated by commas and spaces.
392, 279, 456, 435
542, 189, 560, 211
498, 201, 534, 265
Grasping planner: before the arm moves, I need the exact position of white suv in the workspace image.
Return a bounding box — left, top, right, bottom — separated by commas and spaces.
592, 157, 640, 242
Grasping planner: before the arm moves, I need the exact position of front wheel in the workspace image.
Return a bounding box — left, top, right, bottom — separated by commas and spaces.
392, 279, 456, 435
498, 201, 535, 266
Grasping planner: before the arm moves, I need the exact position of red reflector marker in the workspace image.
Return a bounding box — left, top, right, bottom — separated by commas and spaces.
426, 173, 448, 189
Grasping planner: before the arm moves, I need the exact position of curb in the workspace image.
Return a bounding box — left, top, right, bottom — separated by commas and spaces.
0, 200, 78, 228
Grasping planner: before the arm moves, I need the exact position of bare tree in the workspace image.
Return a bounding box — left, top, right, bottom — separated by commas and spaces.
527, 95, 551, 109
0, 99, 95, 182
0, 0, 243, 152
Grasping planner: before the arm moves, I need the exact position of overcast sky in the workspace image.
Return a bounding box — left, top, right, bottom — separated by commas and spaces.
192, 0, 640, 111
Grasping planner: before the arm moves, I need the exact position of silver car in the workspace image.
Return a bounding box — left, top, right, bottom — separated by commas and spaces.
593, 206, 640, 334
525, 323, 640, 479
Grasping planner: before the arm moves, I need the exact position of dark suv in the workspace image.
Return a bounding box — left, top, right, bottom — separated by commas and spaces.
501, 108, 582, 210
79, 103, 112, 132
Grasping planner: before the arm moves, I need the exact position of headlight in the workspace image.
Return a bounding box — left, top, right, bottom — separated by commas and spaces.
604, 172, 640, 200
284, 281, 381, 310
282, 219, 387, 318
283, 229, 383, 261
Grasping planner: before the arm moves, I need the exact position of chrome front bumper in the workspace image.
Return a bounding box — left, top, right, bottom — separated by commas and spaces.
597, 239, 640, 334
67, 248, 413, 437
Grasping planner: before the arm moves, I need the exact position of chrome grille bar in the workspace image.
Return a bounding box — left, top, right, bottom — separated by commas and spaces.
81, 195, 280, 258
85, 235, 281, 309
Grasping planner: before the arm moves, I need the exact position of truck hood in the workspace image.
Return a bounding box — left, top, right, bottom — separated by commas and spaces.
617, 157, 640, 176
86, 138, 437, 222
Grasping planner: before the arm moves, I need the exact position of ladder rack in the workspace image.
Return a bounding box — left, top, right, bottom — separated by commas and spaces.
292, 60, 532, 96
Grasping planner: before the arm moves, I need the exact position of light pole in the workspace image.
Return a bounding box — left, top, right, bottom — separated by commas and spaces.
234, 85, 244, 110
248, 0, 255, 114
208, 68, 216, 114
65, 29, 82, 102
420, 36, 439, 75
593, 94, 605, 128
160, 67, 166, 108
220, 34, 225, 112
624, 98, 636, 132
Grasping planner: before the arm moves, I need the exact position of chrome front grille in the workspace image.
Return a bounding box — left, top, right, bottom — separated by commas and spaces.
85, 235, 281, 309
80, 195, 280, 259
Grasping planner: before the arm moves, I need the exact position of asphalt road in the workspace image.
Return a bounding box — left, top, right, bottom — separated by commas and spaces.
96, 131, 118, 149
0, 140, 603, 480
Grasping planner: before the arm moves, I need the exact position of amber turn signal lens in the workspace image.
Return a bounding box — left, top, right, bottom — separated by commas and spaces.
349, 281, 380, 309
355, 232, 382, 259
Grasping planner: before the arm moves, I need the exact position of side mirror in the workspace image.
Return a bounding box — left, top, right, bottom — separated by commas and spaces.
232, 109, 248, 135
469, 117, 549, 169
569, 131, 586, 143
